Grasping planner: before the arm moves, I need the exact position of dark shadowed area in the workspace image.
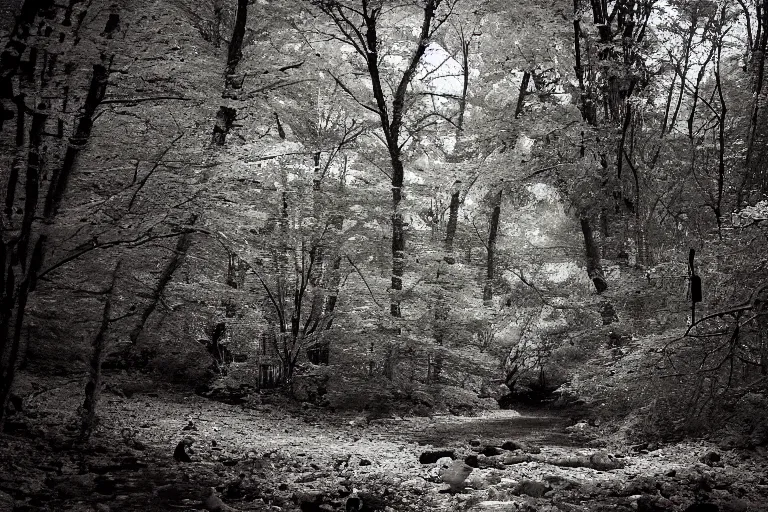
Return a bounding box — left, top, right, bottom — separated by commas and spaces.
1, 0, 767, 510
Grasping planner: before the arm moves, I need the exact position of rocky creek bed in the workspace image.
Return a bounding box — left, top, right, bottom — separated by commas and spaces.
0, 373, 766, 512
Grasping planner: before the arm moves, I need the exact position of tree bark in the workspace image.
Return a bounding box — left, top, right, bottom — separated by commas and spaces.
0, 103, 46, 409
0, 1, 111, 429
317, 0, 444, 378
129, 215, 197, 343
212, 0, 224, 48
0, 272, 29, 424
514, 71, 530, 119
62, 0, 82, 27
13, 94, 27, 147
18, 106, 46, 264
572, 1, 595, 125
22, 46, 37, 84
581, 217, 607, 293
0, 0, 44, 78
483, 190, 502, 301
714, 39, 727, 234
4, 159, 21, 217
307, 253, 341, 365
274, 112, 286, 139
80, 260, 120, 441
44, 63, 108, 218
687, 43, 716, 140
391, 212, 404, 317
445, 181, 461, 255
0, 0, 54, 134
456, 30, 470, 132
616, 102, 631, 180
0, 234, 45, 426
355, 1, 438, 320
225, 0, 248, 89
431, 294, 448, 383
744, 0, 768, 200
312, 151, 321, 191
666, 20, 697, 134
102, 12, 120, 38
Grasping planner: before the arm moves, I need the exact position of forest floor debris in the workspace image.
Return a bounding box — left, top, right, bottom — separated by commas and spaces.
0, 372, 767, 511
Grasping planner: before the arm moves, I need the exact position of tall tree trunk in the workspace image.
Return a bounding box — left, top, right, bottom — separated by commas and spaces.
215, 0, 247, 146
667, 21, 697, 134
80, 260, 120, 441
430, 293, 448, 383
391, 208, 404, 317
316, 0, 443, 378
456, 32, 470, 132
212, 0, 224, 48
388, 148, 405, 323
5, 135, 24, 218
385, 185, 404, 378
306, 175, 343, 365
0, 269, 30, 424
18, 107, 46, 263
0, 101, 47, 424
514, 71, 530, 119
361, 1, 437, 321
0, 1, 112, 429
744, 0, 768, 201
572, 0, 596, 125
483, 190, 502, 302
0, 241, 45, 424
616, 103, 631, 180
444, 181, 461, 258
129, 215, 197, 343
312, 150, 321, 190
714, 39, 727, 234
44, 63, 109, 218
581, 217, 608, 293
572, 0, 626, 294
0, 0, 53, 134
306, 157, 327, 341
0, 4, 114, 425
322, 256, 341, 324
13, 94, 27, 147
636, 221, 649, 267
687, 43, 716, 140
225, 0, 248, 89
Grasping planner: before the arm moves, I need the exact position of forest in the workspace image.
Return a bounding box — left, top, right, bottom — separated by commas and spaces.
1, 0, 767, 510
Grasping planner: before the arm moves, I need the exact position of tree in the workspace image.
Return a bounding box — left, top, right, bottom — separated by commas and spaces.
0, 2, 118, 424
569, 0, 657, 287
742, 0, 768, 201
312, 0, 460, 381
313, 0, 457, 320
0, 0, 54, 132
483, 188, 502, 301
226, 0, 249, 89
79, 260, 122, 441
213, 182, 346, 381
